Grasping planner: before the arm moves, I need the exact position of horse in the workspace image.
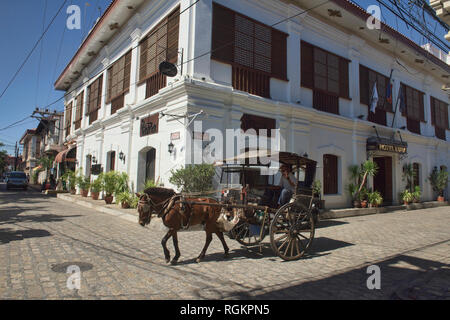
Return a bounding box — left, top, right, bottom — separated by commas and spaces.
137, 187, 231, 264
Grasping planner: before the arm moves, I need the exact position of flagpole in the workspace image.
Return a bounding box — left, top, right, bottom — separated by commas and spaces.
382, 69, 393, 112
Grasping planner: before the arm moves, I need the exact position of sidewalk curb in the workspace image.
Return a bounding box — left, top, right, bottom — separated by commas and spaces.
320, 201, 449, 219
56, 193, 164, 230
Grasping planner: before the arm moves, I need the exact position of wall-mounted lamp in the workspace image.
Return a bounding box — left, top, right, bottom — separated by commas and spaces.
168, 142, 174, 154
119, 151, 126, 163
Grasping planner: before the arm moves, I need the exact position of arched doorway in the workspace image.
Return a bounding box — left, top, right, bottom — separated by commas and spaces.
145, 148, 156, 183
137, 147, 157, 191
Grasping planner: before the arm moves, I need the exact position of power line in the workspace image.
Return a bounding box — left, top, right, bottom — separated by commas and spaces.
0, 0, 69, 103
35, 0, 48, 109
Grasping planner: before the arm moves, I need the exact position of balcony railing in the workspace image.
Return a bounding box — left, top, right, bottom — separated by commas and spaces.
232, 65, 270, 99
313, 89, 339, 115
145, 72, 167, 99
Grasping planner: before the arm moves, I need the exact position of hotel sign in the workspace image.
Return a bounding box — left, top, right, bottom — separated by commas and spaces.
140, 113, 159, 137
367, 137, 407, 154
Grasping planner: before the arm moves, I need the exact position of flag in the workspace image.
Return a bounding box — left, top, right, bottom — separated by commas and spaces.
369, 81, 378, 113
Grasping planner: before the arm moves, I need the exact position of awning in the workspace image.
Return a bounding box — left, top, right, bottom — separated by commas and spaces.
55, 146, 76, 163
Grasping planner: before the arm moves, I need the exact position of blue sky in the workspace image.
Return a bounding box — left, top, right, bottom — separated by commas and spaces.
0, 0, 447, 155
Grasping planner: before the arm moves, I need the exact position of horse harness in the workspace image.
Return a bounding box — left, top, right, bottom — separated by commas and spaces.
155, 195, 193, 230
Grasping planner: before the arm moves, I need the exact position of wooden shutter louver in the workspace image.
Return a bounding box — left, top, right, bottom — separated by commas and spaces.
211, 4, 235, 63
430, 97, 436, 126
139, 6, 179, 98
339, 58, 349, 98
65, 102, 73, 137
87, 75, 103, 124
301, 41, 314, 88
359, 65, 369, 105
211, 3, 287, 98
74, 91, 84, 130
107, 51, 131, 105
271, 29, 287, 80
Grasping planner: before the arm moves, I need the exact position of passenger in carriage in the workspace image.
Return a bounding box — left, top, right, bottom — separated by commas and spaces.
278, 164, 297, 206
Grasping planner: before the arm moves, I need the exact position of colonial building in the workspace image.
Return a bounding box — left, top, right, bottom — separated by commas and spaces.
19, 129, 41, 177
55, 0, 449, 208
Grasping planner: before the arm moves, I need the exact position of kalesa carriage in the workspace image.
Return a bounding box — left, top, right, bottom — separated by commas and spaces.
137, 150, 319, 263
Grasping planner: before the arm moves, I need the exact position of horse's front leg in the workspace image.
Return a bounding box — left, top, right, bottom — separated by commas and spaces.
161, 230, 173, 263
196, 231, 213, 263
216, 232, 230, 258
171, 231, 180, 265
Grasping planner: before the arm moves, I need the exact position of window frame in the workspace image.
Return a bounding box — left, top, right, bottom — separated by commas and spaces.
106, 50, 132, 106
87, 75, 103, 125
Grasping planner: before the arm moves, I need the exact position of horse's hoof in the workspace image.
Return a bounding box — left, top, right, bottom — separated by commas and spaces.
165, 257, 171, 263
224, 252, 230, 259
170, 259, 179, 265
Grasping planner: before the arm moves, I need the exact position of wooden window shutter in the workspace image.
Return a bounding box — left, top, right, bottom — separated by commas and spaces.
339, 58, 349, 99
211, 3, 235, 63
301, 41, 314, 88
419, 92, 425, 122
271, 29, 287, 80
401, 84, 407, 117
430, 97, 436, 126
167, 7, 180, 63
359, 65, 369, 105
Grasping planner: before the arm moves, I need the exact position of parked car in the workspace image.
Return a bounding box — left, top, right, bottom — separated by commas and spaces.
6, 171, 28, 190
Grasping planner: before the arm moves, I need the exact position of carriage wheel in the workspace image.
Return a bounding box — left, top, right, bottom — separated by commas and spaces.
269, 202, 315, 261
231, 221, 266, 246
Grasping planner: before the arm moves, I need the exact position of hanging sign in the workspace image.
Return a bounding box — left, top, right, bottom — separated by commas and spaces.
140, 113, 159, 137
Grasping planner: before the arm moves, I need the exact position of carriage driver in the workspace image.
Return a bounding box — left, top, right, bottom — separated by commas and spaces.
278, 164, 296, 206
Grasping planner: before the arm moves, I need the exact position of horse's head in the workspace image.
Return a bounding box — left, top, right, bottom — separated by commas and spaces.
137, 193, 152, 226
136, 187, 177, 226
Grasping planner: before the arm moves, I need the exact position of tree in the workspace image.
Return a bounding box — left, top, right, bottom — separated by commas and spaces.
0, 143, 8, 176
169, 164, 215, 193
38, 155, 55, 182
354, 160, 378, 200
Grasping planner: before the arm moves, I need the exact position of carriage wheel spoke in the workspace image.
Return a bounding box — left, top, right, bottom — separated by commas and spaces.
296, 235, 306, 250
283, 238, 293, 257
274, 233, 289, 243
290, 237, 295, 257
294, 237, 300, 256
277, 237, 290, 252
298, 232, 310, 240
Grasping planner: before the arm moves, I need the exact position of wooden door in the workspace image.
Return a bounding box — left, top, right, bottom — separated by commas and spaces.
373, 157, 393, 204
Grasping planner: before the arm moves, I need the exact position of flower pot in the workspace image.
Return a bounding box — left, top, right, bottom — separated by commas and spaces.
81, 189, 89, 197
361, 200, 368, 208
91, 192, 99, 200
403, 201, 409, 205
437, 196, 445, 202
105, 195, 114, 204
70, 189, 76, 195
121, 202, 130, 209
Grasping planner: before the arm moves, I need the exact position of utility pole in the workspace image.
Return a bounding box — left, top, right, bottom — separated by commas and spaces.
14, 142, 18, 171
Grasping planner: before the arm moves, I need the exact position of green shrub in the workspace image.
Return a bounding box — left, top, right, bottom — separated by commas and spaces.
76, 175, 91, 191
169, 164, 215, 193
101, 171, 118, 197
90, 178, 103, 193
116, 172, 130, 195
116, 191, 133, 205
428, 167, 448, 197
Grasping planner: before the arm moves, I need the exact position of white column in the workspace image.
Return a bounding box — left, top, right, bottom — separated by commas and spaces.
423, 76, 433, 137
100, 58, 109, 120
287, 18, 302, 104
190, 0, 213, 80
129, 28, 142, 106
348, 48, 361, 119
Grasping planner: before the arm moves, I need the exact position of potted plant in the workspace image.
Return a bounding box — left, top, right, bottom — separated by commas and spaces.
90, 178, 103, 200
368, 191, 383, 208
76, 175, 91, 197
347, 183, 359, 208
428, 168, 448, 202
130, 194, 140, 209
64, 170, 77, 194
402, 163, 416, 192
400, 190, 413, 205
312, 180, 324, 209
116, 191, 133, 209
102, 171, 118, 204
359, 187, 368, 208
412, 186, 421, 203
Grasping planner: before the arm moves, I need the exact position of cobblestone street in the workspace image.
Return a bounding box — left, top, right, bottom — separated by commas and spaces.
0, 184, 449, 300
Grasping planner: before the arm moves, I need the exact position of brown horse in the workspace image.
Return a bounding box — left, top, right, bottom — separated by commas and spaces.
137, 187, 230, 264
